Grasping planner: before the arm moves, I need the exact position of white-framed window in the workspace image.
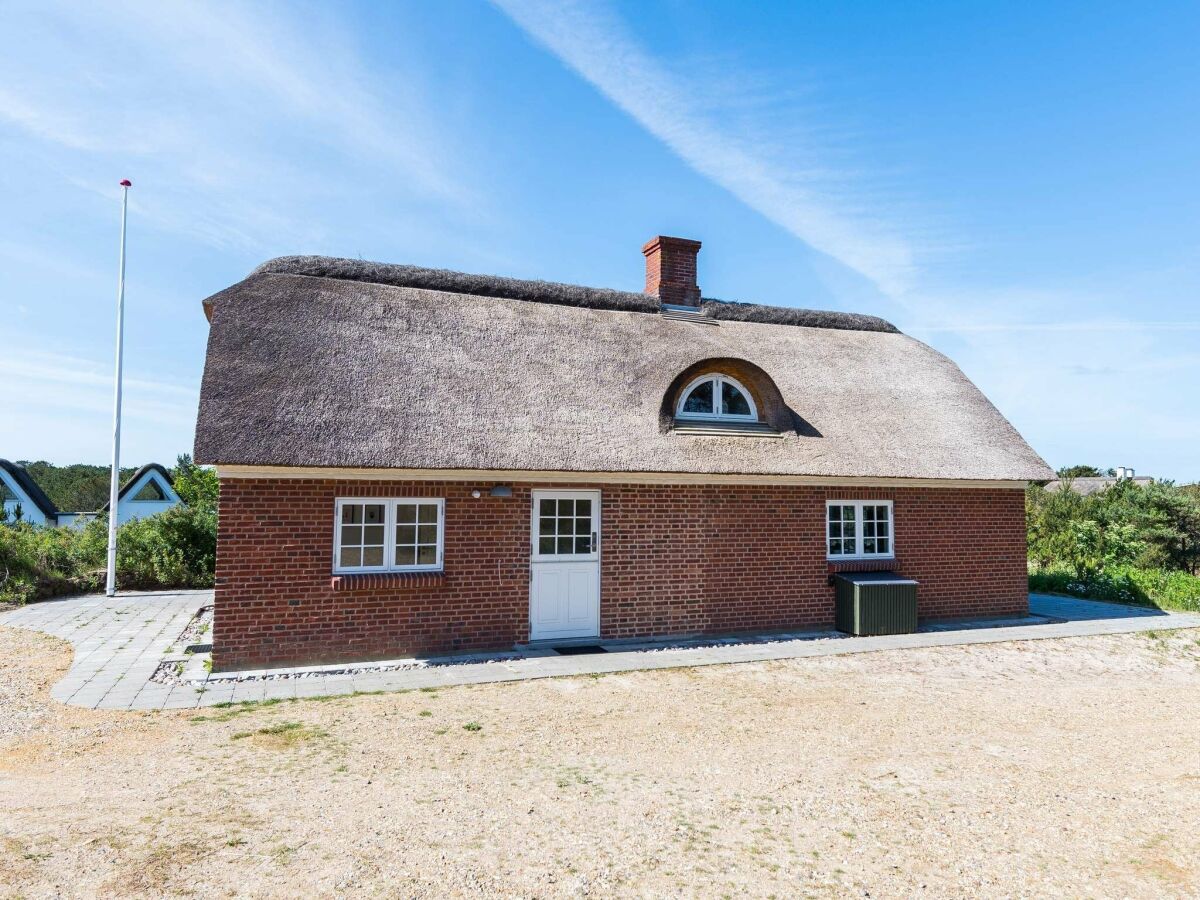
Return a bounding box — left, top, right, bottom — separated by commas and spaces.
334, 498, 444, 573
827, 500, 893, 559
675, 374, 757, 421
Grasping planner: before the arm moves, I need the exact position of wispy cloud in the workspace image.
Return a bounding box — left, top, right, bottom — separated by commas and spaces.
2, 348, 198, 464
0, 1, 469, 253
491, 0, 917, 297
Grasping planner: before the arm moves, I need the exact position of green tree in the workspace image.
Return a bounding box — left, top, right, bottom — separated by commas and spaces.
1056, 464, 1104, 478
172, 454, 219, 507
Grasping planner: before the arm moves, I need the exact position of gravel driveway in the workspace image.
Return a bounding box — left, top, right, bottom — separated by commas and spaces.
2, 618, 1199, 897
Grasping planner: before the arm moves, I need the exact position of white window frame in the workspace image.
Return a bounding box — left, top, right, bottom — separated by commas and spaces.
675, 374, 758, 421
826, 500, 894, 560
333, 497, 445, 574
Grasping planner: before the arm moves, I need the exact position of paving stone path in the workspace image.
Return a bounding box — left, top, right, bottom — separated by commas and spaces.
3, 590, 1198, 711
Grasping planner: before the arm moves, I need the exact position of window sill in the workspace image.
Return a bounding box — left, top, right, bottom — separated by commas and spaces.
671, 419, 781, 438
330, 571, 445, 592
827, 558, 898, 573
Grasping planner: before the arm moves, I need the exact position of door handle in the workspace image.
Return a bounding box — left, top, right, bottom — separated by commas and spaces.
591, 532, 598, 553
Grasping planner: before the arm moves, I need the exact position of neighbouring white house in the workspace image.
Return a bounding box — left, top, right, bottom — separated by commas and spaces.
0, 459, 60, 526
0, 459, 183, 527
97, 463, 183, 526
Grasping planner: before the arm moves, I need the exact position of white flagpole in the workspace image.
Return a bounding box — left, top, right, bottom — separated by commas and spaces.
105, 179, 131, 598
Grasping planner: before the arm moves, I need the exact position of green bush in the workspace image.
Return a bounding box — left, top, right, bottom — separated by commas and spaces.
1028, 477, 1200, 577
0, 455, 218, 604
1029, 564, 1200, 613
113, 503, 217, 590
0, 520, 105, 603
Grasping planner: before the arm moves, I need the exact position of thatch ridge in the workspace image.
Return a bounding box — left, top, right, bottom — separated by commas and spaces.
249, 256, 899, 333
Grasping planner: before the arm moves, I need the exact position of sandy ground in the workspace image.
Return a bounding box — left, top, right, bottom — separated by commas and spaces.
2, 622, 1200, 898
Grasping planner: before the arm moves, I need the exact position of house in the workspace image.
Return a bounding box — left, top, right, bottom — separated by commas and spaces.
1043, 467, 1153, 496
0, 459, 60, 526
97, 463, 183, 526
194, 237, 1053, 671
0, 459, 181, 527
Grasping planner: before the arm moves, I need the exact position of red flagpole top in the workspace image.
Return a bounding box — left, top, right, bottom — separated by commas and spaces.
119, 179, 132, 187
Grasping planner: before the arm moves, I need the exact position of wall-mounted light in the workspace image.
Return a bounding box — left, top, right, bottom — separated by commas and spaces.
471, 490, 482, 499
489, 485, 512, 498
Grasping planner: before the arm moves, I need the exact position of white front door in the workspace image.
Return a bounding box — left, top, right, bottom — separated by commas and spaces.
529, 490, 600, 641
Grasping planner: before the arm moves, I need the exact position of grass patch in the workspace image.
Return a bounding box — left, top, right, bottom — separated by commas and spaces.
462, 721, 482, 732
1030, 565, 1200, 613
230, 721, 327, 748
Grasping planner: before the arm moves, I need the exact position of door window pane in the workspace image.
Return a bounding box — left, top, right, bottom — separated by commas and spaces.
536, 496, 595, 556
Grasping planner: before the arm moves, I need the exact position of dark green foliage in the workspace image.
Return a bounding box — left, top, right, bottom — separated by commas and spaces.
172, 453, 219, 506
17, 461, 136, 512
1055, 464, 1105, 478
1028, 479, 1200, 578
0, 455, 218, 604
1028, 477, 1200, 611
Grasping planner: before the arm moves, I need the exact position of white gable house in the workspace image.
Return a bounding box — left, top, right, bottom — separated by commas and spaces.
0, 459, 61, 526
100, 463, 183, 526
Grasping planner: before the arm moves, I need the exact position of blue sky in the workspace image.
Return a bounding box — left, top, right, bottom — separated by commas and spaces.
3, 0, 1198, 480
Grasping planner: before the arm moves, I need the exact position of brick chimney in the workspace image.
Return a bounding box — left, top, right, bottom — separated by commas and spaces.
642, 236, 702, 307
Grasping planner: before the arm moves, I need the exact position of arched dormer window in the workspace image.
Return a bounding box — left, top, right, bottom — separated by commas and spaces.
675, 374, 758, 421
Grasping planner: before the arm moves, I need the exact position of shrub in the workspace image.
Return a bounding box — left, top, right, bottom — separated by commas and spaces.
1029, 564, 1200, 613
0, 455, 218, 604
114, 503, 217, 590
0, 521, 104, 603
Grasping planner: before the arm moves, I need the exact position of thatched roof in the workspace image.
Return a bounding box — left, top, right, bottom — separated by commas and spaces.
0, 459, 59, 519
195, 257, 1052, 481
1044, 476, 1153, 496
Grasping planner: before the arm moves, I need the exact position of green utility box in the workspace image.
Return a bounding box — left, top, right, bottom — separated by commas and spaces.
833, 571, 919, 636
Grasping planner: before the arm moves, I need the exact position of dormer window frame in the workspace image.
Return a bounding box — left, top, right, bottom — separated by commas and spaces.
675, 374, 759, 422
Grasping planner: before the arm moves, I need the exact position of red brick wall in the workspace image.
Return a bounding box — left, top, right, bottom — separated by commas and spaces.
212, 478, 1028, 670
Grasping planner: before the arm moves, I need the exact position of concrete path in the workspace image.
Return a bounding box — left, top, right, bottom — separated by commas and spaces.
3, 590, 1198, 711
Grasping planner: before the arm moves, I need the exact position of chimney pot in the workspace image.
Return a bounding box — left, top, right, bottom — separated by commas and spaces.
642, 235, 702, 307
